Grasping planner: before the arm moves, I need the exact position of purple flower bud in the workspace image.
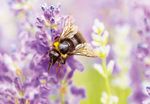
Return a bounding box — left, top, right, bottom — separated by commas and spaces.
50, 18, 55, 24
71, 86, 86, 98
50, 5, 55, 11
146, 87, 150, 96
137, 43, 149, 59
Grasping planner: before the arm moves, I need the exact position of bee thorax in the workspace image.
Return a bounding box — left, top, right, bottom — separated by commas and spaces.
59, 41, 70, 54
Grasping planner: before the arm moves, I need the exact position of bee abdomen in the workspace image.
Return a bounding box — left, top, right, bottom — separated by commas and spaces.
59, 32, 86, 53
71, 32, 86, 47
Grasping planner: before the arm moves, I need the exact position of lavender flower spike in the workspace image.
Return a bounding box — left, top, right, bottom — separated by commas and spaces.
0, 4, 85, 104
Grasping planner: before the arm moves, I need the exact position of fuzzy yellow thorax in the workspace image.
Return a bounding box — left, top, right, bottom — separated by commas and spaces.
53, 41, 60, 51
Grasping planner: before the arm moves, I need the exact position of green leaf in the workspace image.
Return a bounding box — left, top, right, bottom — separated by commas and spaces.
73, 66, 131, 104
73, 67, 104, 104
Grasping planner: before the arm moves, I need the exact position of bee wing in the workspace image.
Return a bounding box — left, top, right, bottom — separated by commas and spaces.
70, 43, 97, 57
60, 17, 78, 39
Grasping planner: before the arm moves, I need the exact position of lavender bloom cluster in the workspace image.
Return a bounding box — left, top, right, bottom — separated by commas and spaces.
8, 0, 33, 32
0, 4, 85, 104
129, 3, 150, 104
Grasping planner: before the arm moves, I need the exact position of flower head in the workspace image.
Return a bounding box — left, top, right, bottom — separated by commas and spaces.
92, 19, 110, 59
29, 4, 84, 75
92, 19, 114, 76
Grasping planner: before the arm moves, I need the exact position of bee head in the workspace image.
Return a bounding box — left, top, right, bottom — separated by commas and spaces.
49, 49, 60, 65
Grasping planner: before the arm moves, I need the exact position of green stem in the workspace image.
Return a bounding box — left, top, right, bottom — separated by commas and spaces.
105, 75, 111, 95
61, 94, 65, 104
60, 80, 66, 104
102, 58, 111, 101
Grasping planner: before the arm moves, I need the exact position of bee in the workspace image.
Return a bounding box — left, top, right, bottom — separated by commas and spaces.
48, 17, 96, 71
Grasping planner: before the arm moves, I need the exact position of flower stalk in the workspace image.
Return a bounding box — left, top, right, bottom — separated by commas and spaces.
102, 59, 111, 96
92, 19, 118, 104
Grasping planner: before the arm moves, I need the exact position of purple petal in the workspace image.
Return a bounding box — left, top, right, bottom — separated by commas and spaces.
67, 56, 84, 71
71, 86, 86, 98
146, 87, 150, 96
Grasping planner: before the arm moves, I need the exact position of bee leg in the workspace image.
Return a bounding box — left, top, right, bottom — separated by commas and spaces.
56, 64, 59, 73
48, 56, 53, 72
60, 57, 66, 64
55, 57, 66, 76
48, 61, 53, 72
47, 50, 52, 72
56, 63, 61, 76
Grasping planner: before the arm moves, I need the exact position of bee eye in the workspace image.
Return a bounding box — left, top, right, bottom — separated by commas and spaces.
49, 50, 60, 65
49, 50, 60, 58
59, 41, 69, 54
